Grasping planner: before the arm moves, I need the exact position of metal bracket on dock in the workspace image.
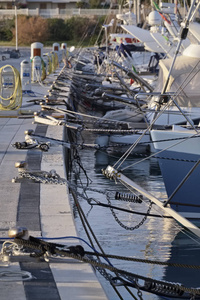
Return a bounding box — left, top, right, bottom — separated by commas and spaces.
12, 161, 28, 183
12, 130, 50, 152
24, 129, 71, 149
34, 114, 82, 131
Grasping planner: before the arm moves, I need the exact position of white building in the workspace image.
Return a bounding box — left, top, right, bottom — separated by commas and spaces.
0, 0, 78, 10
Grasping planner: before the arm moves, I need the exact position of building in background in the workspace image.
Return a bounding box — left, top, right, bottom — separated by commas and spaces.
0, 0, 78, 10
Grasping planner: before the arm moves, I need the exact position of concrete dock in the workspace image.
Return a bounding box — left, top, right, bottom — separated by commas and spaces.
0, 54, 109, 300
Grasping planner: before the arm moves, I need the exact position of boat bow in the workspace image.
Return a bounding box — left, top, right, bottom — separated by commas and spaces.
103, 165, 200, 238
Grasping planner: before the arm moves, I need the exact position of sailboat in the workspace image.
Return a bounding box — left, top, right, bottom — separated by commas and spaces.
146, 43, 200, 126
150, 124, 200, 219
93, 0, 200, 155
102, 0, 200, 235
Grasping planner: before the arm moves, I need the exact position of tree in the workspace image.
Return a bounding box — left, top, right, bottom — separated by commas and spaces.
0, 18, 15, 41
89, 0, 101, 8
47, 18, 68, 41
12, 15, 49, 45
76, 1, 89, 8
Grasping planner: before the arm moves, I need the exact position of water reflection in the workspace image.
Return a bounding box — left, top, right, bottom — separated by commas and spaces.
164, 230, 200, 290
71, 145, 200, 300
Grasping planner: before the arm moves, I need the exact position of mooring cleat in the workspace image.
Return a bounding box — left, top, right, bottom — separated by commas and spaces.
24, 129, 34, 135
8, 226, 29, 239
15, 161, 27, 170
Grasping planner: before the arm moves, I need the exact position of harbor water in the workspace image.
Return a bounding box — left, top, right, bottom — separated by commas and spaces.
69, 130, 200, 300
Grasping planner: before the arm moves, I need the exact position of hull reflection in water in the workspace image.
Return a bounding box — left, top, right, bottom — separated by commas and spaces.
164, 229, 200, 292
71, 144, 198, 299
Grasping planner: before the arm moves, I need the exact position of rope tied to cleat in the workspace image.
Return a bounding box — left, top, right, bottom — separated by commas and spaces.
7, 236, 200, 299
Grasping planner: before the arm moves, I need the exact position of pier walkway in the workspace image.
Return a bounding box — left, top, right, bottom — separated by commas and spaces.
0, 60, 108, 300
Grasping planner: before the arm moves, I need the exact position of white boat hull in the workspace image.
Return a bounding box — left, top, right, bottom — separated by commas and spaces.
151, 128, 200, 218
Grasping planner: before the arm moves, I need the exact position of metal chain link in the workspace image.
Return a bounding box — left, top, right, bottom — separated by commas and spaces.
18, 169, 153, 231
137, 288, 144, 300
85, 254, 115, 282
106, 193, 153, 230
46, 250, 200, 297
66, 117, 132, 127
19, 171, 67, 185
94, 265, 114, 282
13, 237, 200, 297
84, 128, 140, 133
19, 170, 151, 231
18, 170, 109, 195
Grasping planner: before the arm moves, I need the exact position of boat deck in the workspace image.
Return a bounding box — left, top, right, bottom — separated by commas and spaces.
0, 62, 108, 300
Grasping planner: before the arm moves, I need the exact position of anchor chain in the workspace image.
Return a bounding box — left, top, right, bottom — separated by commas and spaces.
84, 128, 142, 134
12, 237, 200, 298
137, 288, 144, 300
93, 263, 114, 283
17, 169, 109, 197
16, 169, 150, 231
106, 193, 153, 230
18, 170, 67, 185
65, 117, 132, 128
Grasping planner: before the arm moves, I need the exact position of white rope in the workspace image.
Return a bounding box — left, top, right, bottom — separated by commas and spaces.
0, 270, 33, 281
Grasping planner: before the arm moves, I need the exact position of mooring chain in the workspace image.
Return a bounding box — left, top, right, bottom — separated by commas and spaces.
93, 263, 114, 283
111, 150, 199, 164
12, 237, 200, 297
137, 288, 143, 300
84, 128, 141, 134
17, 170, 110, 197
18, 171, 67, 185
67, 251, 200, 297
106, 193, 153, 230
65, 117, 132, 128
106, 138, 200, 151
17, 170, 150, 231
17, 169, 114, 206
156, 155, 198, 163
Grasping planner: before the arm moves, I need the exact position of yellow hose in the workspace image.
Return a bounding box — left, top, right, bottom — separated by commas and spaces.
48, 56, 52, 74
55, 52, 59, 69
41, 59, 46, 81
51, 53, 56, 72
0, 65, 22, 110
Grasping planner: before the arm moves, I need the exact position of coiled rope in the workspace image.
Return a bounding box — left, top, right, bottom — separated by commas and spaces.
0, 65, 22, 110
